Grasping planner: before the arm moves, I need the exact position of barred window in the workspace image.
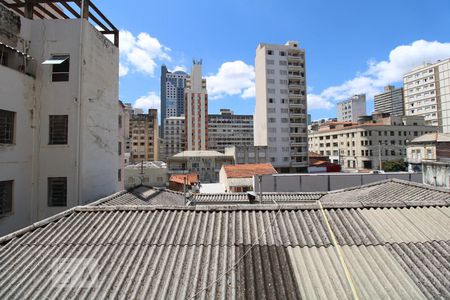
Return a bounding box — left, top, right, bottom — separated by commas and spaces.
49, 115, 68, 145
0, 180, 13, 216
0, 109, 15, 144
48, 177, 67, 207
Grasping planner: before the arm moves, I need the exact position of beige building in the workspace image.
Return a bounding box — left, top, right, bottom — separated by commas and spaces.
403, 58, 450, 131
168, 150, 234, 182
130, 109, 159, 163
308, 114, 436, 170
185, 60, 208, 150
337, 94, 366, 122
0, 2, 120, 235
225, 145, 268, 164
407, 132, 450, 172
254, 41, 308, 172
161, 116, 185, 161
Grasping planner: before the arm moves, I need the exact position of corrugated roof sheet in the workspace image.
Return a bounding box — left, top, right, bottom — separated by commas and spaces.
192, 192, 325, 204
0, 179, 449, 299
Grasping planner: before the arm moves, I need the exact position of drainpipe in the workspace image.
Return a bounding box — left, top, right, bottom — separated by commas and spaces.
76, 1, 86, 205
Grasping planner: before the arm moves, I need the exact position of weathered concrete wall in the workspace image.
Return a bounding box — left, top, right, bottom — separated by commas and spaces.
254, 172, 423, 192
0, 66, 35, 235
423, 161, 450, 188
0, 4, 20, 47
124, 167, 168, 189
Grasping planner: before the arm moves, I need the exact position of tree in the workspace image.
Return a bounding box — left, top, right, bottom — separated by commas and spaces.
383, 159, 407, 172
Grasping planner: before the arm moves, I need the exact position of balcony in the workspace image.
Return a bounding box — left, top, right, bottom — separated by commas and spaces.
0, 43, 36, 77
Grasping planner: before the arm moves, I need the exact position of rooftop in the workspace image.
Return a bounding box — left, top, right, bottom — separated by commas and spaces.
223, 163, 277, 179
172, 150, 232, 158
1, 0, 118, 46
0, 179, 449, 298
410, 132, 450, 143
169, 173, 199, 185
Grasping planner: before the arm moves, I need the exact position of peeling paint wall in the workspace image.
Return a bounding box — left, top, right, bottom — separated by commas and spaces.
0, 4, 20, 47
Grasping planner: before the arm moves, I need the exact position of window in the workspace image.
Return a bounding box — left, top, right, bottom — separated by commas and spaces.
268, 98, 274, 103
0, 180, 13, 216
118, 142, 122, 155
118, 115, 122, 129
267, 50, 273, 55
50, 55, 70, 82
118, 169, 122, 181
48, 177, 67, 207
49, 115, 68, 145
0, 109, 15, 144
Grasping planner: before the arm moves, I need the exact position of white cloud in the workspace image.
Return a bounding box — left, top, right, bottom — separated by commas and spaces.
133, 92, 160, 113
206, 61, 255, 99
119, 30, 171, 77
119, 63, 129, 77
170, 65, 187, 73
308, 40, 450, 111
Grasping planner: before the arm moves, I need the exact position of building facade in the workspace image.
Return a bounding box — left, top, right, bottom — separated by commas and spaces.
225, 146, 268, 165
130, 109, 159, 163
161, 116, 185, 161
124, 161, 167, 189
374, 85, 404, 116
0, 3, 120, 235
167, 150, 234, 182
336, 94, 366, 122
208, 109, 254, 152
160, 65, 188, 137
404, 58, 450, 131
254, 41, 308, 172
308, 114, 436, 170
185, 61, 208, 150
407, 133, 450, 172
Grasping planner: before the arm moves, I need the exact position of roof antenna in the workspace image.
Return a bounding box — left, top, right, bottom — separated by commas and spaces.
258, 174, 263, 204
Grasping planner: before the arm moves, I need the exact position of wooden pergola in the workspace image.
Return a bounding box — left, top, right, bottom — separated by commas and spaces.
0, 0, 119, 47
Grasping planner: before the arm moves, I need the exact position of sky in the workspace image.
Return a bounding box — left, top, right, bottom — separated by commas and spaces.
95, 0, 450, 121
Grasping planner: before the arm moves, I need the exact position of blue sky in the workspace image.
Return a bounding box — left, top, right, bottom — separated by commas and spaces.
96, 0, 450, 121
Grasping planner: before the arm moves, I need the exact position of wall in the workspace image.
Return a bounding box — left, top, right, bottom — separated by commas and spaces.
423, 161, 450, 188
0, 66, 35, 235
124, 167, 167, 189
254, 172, 423, 192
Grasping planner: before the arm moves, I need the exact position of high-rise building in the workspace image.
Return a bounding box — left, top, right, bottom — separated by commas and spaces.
208, 109, 254, 152
185, 60, 208, 150
160, 65, 188, 137
254, 41, 308, 172
130, 109, 159, 162
336, 94, 366, 122
403, 58, 450, 132
0, 2, 120, 235
374, 86, 404, 116
161, 116, 185, 160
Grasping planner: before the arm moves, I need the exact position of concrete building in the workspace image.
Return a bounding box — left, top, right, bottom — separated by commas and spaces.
185, 60, 208, 150
167, 150, 234, 182
225, 145, 268, 164
422, 161, 450, 189
0, 1, 120, 235
336, 94, 366, 122
208, 109, 253, 152
160, 65, 188, 137
404, 58, 450, 131
124, 161, 167, 189
374, 85, 404, 116
161, 116, 185, 161
308, 113, 436, 170
123, 103, 133, 155
407, 132, 450, 172
254, 41, 308, 172
219, 163, 277, 192
130, 109, 159, 163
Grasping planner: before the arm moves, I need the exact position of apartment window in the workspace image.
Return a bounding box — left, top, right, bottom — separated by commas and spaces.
266, 59, 274, 65
0, 109, 15, 144
268, 88, 275, 94
118, 115, 122, 129
48, 177, 67, 207
118, 169, 122, 182
49, 55, 70, 82
267, 69, 275, 75
267, 50, 273, 55
279, 51, 285, 56
279, 60, 287, 66
118, 142, 122, 155
49, 115, 68, 145
0, 180, 13, 216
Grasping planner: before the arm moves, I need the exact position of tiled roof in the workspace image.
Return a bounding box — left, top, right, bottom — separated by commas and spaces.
0, 180, 449, 299
223, 163, 277, 178
169, 173, 199, 185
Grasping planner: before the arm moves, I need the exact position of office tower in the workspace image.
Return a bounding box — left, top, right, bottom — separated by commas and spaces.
208, 109, 254, 152
404, 58, 450, 132
254, 41, 308, 172
130, 109, 159, 162
162, 116, 185, 160
185, 60, 208, 150
374, 86, 404, 116
336, 94, 366, 122
160, 65, 188, 137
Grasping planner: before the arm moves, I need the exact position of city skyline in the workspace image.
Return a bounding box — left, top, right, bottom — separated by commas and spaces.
100, 0, 450, 120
